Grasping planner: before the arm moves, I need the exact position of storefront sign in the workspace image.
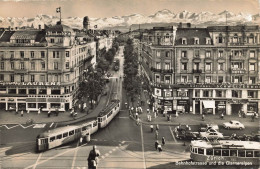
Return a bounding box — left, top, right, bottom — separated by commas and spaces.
174, 97, 189, 100
154, 88, 162, 97
177, 100, 188, 105
0, 82, 61, 86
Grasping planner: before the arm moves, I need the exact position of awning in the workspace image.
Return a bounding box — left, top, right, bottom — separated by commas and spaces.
203, 100, 215, 109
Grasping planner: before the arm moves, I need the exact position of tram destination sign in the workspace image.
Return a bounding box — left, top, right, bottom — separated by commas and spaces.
0, 82, 61, 86
152, 83, 260, 89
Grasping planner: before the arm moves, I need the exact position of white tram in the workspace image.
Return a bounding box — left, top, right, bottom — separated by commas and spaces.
190, 140, 260, 165
36, 99, 120, 152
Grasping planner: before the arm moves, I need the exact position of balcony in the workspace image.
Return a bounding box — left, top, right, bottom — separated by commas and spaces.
231, 55, 245, 60
229, 42, 245, 46
14, 69, 28, 74
150, 68, 173, 73
192, 69, 202, 73
231, 68, 246, 74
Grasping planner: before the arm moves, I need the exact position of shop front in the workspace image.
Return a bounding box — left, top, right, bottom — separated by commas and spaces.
202, 100, 215, 115
247, 102, 258, 115
216, 101, 226, 114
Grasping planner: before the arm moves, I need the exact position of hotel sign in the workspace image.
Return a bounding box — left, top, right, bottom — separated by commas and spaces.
0, 82, 61, 86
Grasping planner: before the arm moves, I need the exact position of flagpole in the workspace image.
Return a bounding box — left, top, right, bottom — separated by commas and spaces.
60, 7, 61, 24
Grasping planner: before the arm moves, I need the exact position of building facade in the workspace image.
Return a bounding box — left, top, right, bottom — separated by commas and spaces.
0, 23, 97, 112
140, 24, 260, 115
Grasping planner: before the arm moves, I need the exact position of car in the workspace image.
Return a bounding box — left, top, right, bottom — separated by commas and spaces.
200, 131, 224, 139
199, 123, 219, 132
176, 131, 199, 140
223, 120, 245, 130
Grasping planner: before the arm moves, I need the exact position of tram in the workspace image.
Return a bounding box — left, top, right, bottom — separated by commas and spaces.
190, 139, 260, 165
36, 99, 120, 152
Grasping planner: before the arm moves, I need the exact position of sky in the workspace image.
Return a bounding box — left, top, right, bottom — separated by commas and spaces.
0, 0, 259, 18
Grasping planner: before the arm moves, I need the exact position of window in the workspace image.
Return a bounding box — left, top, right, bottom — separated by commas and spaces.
41, 51, 45, 58
222, 150, 230, 156
249, 77, 255, 84
249, 51, 255, 58
63, 132, 68, 138
29, 89, 36, 94
66, 74, 70, 81
232, 76, 242, 83
54, 75, 58, 82
155, 75, 160, 83
156, 62, 161, 69
66, 51, 70, 57
195, 50, 199, 58
194, 76, 199, 83
156, 51, 160, 57
232, 62, 243, 69
41, 62, 45, 70
50, 136, 55, 142
166, 51, 170, 57
165, 76, 170, 84
218, 76, 223, 83
57, 134, 62, 139
216, 90, 225, 97
181, 51, 187, 57
165, 63, 170, 70
248, 91, 257, 98
203, 90, 212, 97
50, 38, 54, 43
20, 75, 24, 82
218, 63, 224, 71
0, 74, 4, 81
249, 34, 254, 43
10, 51, 14, 58
31, 62, 35, 70
249, 63, 255, 71
54, 62, 58, 70
246, 151, 253, 157
254, 151, 260, 157
233, 34, 238, 43
10, 74, 14, 82
194, 38, 199, 44
51, 89, 61, 95
8, 88, 16, 94
230, 150, 237, 157
69, 130, 75, 136
218, 51, 223, 58
206, 51, 211, 58
65, 62, 70, 69
10, 62, 14, 69
182, 63, 187, 70
1, 62, 4, 70
20, 62, 25, 70
206, 149, 213, 155
198, 148, 204, 154
206, 38, 211, 44
39, 89, 47, 94
195, 89, 200, 97
218, 34, 223, 43
205, 76, 211, 83
205, 63, 211, 71
181, 76, 187, 83
214, 149, 221, 156
194, 63, 199, 70
40, 75, 45, 82
20, 51, 24, 58
232, 90, 242, 98
238, 150, 245, 157
53, 51, 60, 58
18, 89, 26, 94
30, 51, 34, 58
31, 75, 35, 82
182, 38, 187, 44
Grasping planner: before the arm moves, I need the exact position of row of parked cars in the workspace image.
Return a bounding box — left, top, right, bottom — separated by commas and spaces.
175, 121, 259, 142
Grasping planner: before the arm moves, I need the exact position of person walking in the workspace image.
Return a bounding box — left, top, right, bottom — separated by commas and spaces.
154, 111, 157, 119
220, 113, 224, 120
88, 145, 100, 169
251, 114, 255, 122
155, 140, 159, 150
158, 144, 162, 152
38, 107, 41, 115
155, 130, 159, 140
136, 117, 140, 125
156, 124, 159, 131
79, 136, 83, 146
48, 109, 51, 117
21, 110, 24, 117
162, 137, 166, 146
202, 114, 205, 121
15, 107, 18, 115
176, 111, 179, 118
135, 112, 138, 119
150, 125, 154, 132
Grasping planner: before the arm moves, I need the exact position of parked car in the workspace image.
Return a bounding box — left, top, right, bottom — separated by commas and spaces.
176, 130, 199, 140
223, 120, 245, 130
199, 123, 219, 132
200, 131, 224, 139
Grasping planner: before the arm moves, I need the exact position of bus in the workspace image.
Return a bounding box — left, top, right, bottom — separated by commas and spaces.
190, 140, 260, 165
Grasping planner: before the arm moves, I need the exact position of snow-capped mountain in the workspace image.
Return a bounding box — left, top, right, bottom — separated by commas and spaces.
0, 10, 258, 30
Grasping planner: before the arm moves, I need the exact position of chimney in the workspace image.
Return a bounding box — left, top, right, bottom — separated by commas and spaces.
39, 25, 41, 30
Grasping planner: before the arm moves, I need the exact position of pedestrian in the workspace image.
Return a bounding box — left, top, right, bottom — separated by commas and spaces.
158, 144, 162, 152
155, 140, 159, 150
78, 103, 81, 111
154, 111, 157, 119
136, 117, 140, 125
79, 136, 83, 146
176, 111, 179, 118
125, 102, 128, 109
88, 145, 100, 169
55, 107, 59, 116
48, 110, 51, 117
147, 108, 150, 114
38, 107, 41, 115
238, 111, 241, 118
83, 103, 87, 110
156, 124, 159, 131
221, 113, 224, 120
251, 114, 255, 122
162, 137, 165, 146
150, 125, 154, 132
27, 110, 30, 114
70, 109, 74, 117
135, 112, 138, 119
202, 114, 205, 121
147, 114, 150, 121
155, 130, 159, 139
21, 110, 24, 117
74, 112, 78, 119
169, 114, 172, 122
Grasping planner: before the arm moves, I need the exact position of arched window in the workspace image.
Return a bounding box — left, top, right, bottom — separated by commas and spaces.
249, 33, 254, 43
233, 34, 238, 43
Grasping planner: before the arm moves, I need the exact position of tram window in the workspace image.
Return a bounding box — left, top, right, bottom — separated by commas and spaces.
50, 136, 55, 142
194, 148, 198, 154
69, 130, 74, 136
41, 138, 48, 144
238, 150, 245, 157
222, 149, 230, 156
98, 118, 102, 122
75, 129, 80, 133
214, 149, 221, 156
93, 121, 97, 127
63, 132, 68, 138
86, 124, 92, 129
82, 126, 87, 131
246, 151, 253, 157
206, 149, 213, 155
254, 151, 260, 157
57, 134, 62, 139
103, 117, 106, 121
230, 150, 237, 157
198, 148, 204, 154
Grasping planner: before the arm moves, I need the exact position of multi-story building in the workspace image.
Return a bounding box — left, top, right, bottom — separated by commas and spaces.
0, 22, 97, 112
140, 24, 260, 115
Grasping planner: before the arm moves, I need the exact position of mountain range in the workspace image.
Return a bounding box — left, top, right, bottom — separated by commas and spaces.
0, 9, 259, 32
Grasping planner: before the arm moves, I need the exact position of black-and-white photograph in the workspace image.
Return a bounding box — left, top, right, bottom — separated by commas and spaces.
0, 0, 259, 168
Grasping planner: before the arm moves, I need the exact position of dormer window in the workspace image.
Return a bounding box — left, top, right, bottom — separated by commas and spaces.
194, 37, 199, 44
182, 38, 187, 44
206, 38, 211, 44
50, 39, 55, 43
